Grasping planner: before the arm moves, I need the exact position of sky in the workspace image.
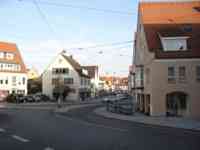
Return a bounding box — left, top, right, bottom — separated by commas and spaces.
0, 0, 139, 76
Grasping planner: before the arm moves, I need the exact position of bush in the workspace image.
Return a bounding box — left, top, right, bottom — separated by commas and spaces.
6, 94, 24, 103
6, 94, 17, 103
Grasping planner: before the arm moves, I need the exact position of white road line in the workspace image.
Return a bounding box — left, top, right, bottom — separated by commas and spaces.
55, 114, 129, 132
11, 135, 30, 143
0, 128, 6, 133
44, 147, 55, 150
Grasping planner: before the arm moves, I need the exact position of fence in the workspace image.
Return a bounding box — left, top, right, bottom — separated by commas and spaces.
106, 100, 134, 115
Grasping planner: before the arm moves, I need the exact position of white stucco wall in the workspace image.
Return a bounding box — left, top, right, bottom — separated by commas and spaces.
42, 54, 81, 101
0, 72, 27, 95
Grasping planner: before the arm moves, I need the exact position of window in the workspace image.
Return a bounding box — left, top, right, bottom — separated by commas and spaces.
196, 66, 200, 82
52, 78, 59, 85
63, 68, 69, 74
145, 68, 150, 84
0, 63, 20, 71
22, 77, 26, 85
12, 90, 16, 94
168, 67, 175, 83
180, 95, 187, 109
6, 53, 14, 60
52, 68, 69, 74
17, 90, 25, 95
140, 67, 144, 86
161, 37, 188, 51
0, 63, 3, 69
193, 6, 200, 12
12, 76, 16, 86
0, 80, 3, 84
58, 59, 62, 64
179, 66, 186, 82
64, 78, 73, 84
0, 52, 4, 59
5, 79, 8, 84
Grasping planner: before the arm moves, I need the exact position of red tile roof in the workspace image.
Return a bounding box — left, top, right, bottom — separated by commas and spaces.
139, 1, 200, 24
62, 54, 90, 78
0, 41, 26, 73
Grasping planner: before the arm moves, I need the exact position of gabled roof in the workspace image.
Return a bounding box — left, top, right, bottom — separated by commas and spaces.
61, 54, 90, 78
0, 41, 26, 73
82, 66, 98, 78
139, 1, 200, 24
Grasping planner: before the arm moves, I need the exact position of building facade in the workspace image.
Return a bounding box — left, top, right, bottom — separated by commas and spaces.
82, 66, 99, 97
134, 1, 200, 119
42, 51, 91, 101
128, 65, 135, 96
0, 41, 27, 101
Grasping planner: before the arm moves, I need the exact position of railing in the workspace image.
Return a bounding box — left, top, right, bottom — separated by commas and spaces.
106, 100, 134, 115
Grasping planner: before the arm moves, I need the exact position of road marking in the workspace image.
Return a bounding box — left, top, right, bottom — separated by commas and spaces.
55, 114, 129, 132
44, 147, 55, 150
11, 135, 30, 143
0, 128, 5, 133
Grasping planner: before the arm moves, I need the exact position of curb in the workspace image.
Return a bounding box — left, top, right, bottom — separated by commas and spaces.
0, 101, 101, 110
94, 107, 200, 133
54, 103, 101, 113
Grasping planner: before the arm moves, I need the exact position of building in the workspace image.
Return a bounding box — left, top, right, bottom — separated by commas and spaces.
42, 51, 91, 101
82, 66, 99, 97
99, 76, 128, 92
114, 77, 128, 91
99, 76, 114, 91
134, 1, 200, 119
27, 67, 40, 80
0, 41, 27, 101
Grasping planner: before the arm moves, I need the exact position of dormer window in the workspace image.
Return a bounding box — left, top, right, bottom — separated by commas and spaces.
160, 36, 189, 51
6, 53, 14, 60
193, 6, 200, 12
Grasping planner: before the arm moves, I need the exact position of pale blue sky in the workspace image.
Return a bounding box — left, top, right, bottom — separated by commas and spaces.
0, 0, 139, 76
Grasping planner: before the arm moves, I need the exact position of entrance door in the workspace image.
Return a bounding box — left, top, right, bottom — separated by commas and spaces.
166, 92, 187, 117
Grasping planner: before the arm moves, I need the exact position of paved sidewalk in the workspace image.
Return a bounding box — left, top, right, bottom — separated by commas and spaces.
94, 107, 200, 131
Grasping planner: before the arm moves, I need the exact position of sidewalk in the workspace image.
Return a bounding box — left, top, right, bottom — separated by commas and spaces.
94, 107, 200, 131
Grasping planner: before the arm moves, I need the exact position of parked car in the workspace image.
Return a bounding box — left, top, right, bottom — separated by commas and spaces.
24, 96, 35, 103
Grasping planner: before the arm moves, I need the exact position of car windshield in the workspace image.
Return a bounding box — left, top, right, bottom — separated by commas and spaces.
0, 0, 199, 150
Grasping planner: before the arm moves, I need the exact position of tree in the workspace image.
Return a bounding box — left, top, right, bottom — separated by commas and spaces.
62, 86, 72, 101
28, 78, 42, 94
52, 75, 72, 106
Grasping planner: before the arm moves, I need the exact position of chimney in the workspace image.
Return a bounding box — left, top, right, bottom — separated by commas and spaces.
61, 50, 66, 54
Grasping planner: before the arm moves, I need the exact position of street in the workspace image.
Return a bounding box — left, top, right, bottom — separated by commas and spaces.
0, 105, 199, 150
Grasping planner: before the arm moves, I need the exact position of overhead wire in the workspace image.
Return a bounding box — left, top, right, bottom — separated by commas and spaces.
37, 1, 134, 16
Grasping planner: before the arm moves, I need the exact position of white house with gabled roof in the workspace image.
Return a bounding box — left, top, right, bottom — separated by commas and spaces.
0, 41, 27, 101
42, 51, 91, 101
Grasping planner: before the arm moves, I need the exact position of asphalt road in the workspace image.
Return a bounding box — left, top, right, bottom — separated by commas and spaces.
0, 105, 199, 150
